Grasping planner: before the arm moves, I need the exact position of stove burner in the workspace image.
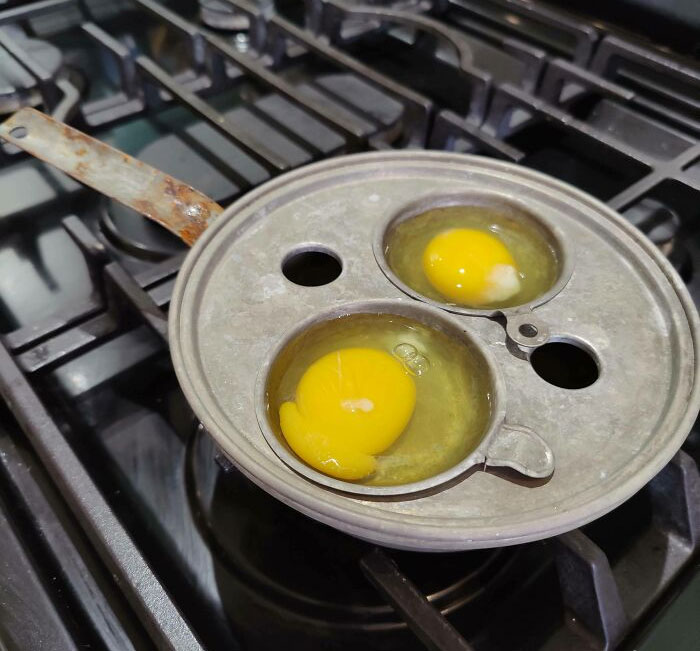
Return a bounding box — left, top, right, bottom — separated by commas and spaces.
622, 195, 694, 284
199, 0, 268, 31
101, 199, 184, 261
99, 123, 246, 260
186, 425, 517, 648
0, 30, 62, 114
625, 197, 681, 252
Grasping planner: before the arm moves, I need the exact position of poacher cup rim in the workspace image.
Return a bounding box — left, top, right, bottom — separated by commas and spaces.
253, 298, 508, 497
372, 190, 574, 317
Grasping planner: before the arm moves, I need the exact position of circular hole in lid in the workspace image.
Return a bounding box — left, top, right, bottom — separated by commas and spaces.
9, 126, 27, 139
530, 340, 599, 389
282, 248, 342, 287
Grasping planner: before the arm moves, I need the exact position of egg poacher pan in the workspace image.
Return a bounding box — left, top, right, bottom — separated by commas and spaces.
1, 107, 698, 552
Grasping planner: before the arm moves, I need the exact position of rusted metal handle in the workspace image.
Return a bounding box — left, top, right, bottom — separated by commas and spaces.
0, 108, 223, 246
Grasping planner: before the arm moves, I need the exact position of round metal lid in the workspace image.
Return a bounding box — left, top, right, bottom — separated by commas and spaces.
169, 152, 700, 551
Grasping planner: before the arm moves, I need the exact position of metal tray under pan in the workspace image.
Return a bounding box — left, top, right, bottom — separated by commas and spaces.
170, 151, 699, 551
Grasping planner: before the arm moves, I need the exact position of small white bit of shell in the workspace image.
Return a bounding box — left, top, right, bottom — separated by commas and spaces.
481, 265, 521, 303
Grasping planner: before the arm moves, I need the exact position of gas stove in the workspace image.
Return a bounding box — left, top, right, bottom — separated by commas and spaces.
0, 1, 697, 650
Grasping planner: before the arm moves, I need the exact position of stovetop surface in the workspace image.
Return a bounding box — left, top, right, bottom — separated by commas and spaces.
0, 1, 697, 650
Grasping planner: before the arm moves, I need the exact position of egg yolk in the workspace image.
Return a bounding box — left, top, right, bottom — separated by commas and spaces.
422, 228, 521, 306
279, 348, 416, 480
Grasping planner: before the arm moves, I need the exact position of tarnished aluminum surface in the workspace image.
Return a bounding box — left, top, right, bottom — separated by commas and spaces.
169, 152, 699, 551
0, 108, 223, 245
0, 107, 694, 552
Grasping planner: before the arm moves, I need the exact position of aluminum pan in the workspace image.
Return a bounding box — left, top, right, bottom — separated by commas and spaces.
169, 152, 700, 551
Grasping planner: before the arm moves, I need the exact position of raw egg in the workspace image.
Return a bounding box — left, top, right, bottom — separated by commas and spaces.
423, 228, 521, 305
266, 313, 492, 485
279, 348, 416, 480
385, 203, 560, 309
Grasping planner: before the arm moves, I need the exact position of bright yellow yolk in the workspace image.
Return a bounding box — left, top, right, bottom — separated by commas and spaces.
422, 228, 521, 306
279, 348, 416, 480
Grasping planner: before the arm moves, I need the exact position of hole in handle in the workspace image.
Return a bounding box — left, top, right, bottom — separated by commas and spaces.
518, 323, 538, 338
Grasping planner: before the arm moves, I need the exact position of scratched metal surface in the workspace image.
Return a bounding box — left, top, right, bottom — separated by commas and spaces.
0, 108, 223, 245
173, 152, 697, 550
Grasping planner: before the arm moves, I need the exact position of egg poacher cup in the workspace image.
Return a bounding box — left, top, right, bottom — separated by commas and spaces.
256, 298, 555, 497
374, 192, 574, 349
1, 107, 698, 552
